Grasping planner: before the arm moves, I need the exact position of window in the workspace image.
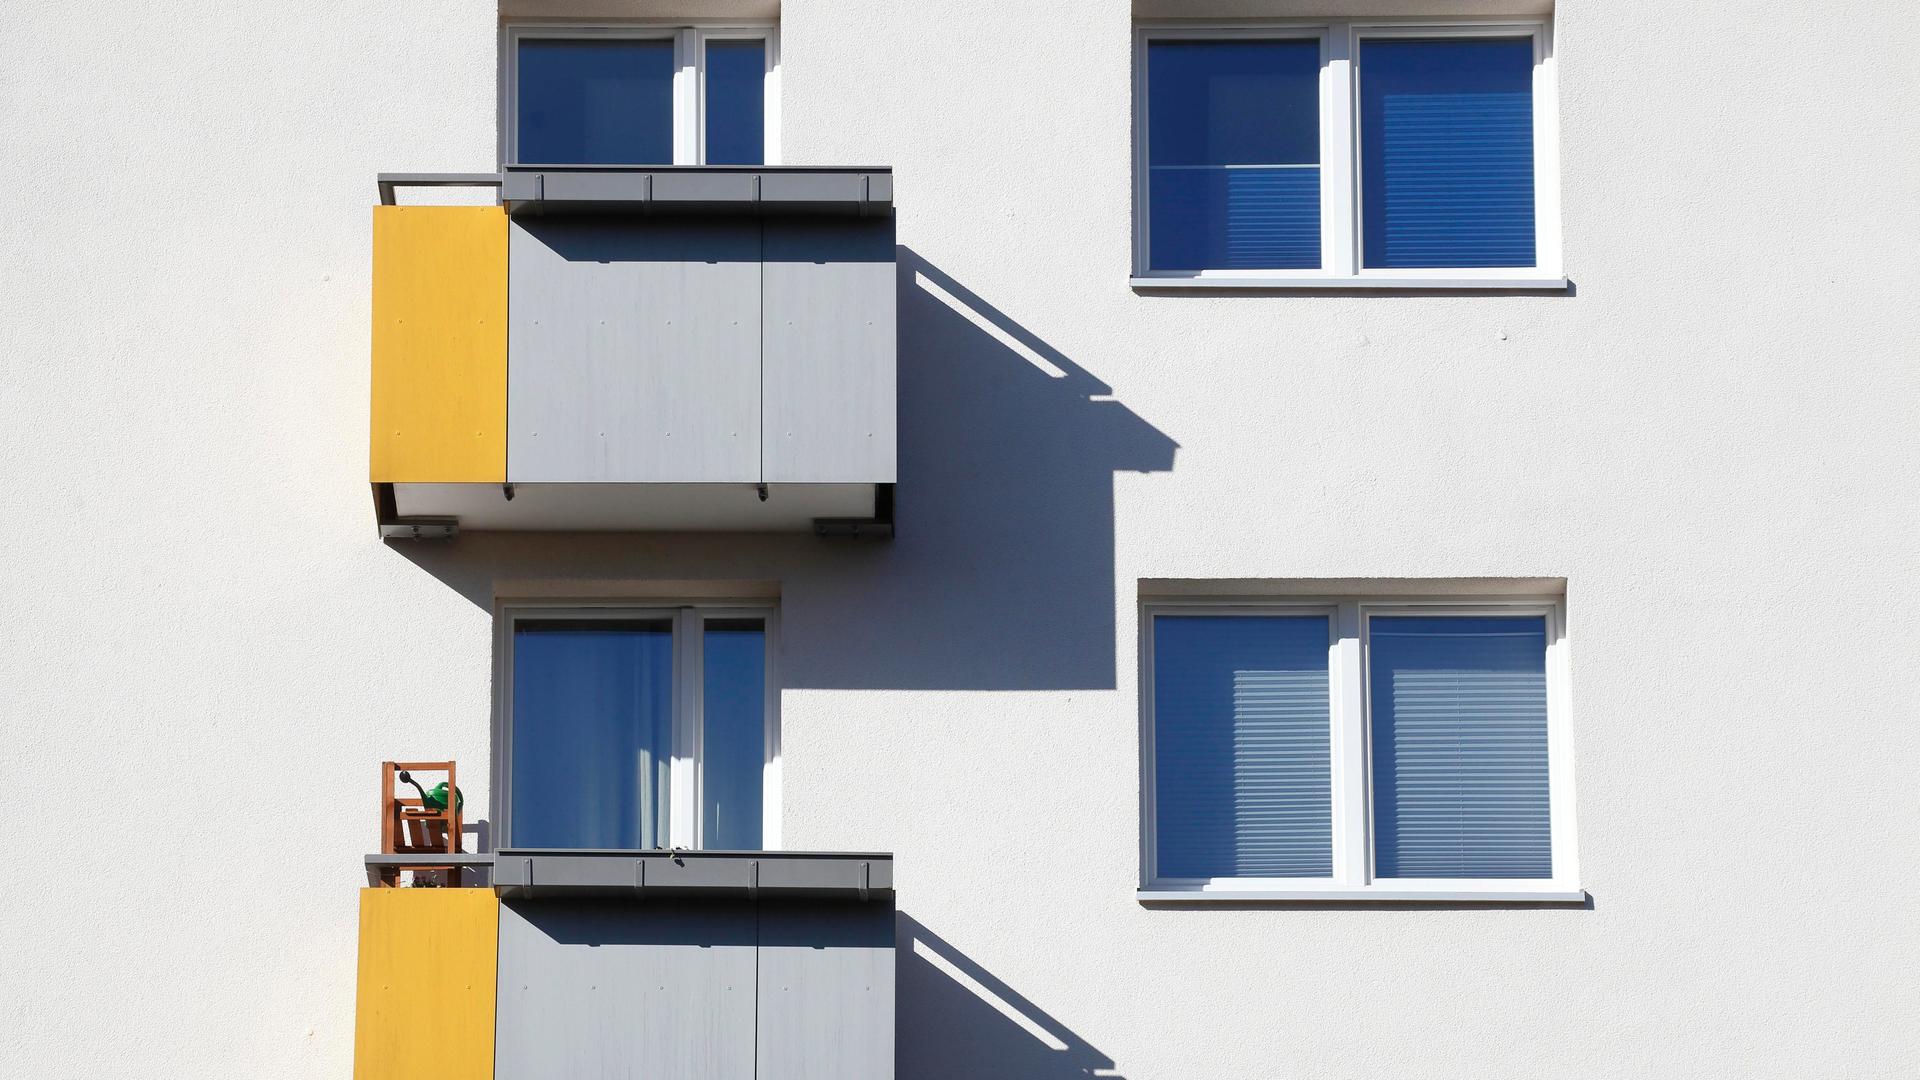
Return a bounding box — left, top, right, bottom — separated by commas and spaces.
1146, 38, 1322, 271
1133, 21, 1561, 288
496, 604, 777, 850
504, 25, 777, 166
1140, 598, 1578, 900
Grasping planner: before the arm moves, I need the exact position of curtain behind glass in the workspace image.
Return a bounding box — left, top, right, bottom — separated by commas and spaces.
704, 41, 765, 166
510, 620, 673, 847
701, 619, 766, 848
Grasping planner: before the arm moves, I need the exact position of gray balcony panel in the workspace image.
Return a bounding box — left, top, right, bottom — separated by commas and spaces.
492, 853, 896, 1080
761, 218, 899, 483
495, 899, 758, 1080
758, 903, 896, 1080
508, 216, 762, 483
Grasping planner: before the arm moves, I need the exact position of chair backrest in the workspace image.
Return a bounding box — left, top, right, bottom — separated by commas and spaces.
379, 760, 461, 856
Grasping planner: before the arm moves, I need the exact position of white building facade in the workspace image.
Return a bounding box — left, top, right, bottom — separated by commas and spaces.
4, 1, 1917, 1077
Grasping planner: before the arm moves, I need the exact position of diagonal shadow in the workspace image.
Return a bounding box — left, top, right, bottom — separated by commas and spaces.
389, 247, 1177, 692
774, 248, 1179, 690
898, 913, 1125, 1080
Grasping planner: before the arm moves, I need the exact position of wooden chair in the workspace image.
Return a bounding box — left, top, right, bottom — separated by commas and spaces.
377, 760, 464, 886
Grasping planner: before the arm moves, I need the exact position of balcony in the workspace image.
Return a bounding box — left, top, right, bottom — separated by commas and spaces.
357, 851, 895, 1080
354, 762, 893, 1078
370, 166, 896, 538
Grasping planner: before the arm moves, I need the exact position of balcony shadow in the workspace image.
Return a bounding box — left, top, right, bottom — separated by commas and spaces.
898, 913, 1123, 1080
786, 249, 1178, 689
505, 898, 759, 947
388, 247, 1177, 691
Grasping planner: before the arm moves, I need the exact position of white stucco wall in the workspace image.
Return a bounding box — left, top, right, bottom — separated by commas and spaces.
3, 1, 1916, 1077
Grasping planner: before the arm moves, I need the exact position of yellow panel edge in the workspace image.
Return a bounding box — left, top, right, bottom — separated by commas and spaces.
370, 205, 507, 484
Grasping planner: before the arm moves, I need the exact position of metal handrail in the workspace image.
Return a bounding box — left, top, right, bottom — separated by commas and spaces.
377, 172, 503, 206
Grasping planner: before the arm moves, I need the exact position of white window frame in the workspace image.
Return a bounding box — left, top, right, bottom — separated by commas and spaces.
501, 23, 781, 167
493, 600, 782, 851
1138, 597, 1580, 902
1131, 19, 1562, 291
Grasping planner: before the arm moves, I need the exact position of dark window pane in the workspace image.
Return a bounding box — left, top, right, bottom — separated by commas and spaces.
1360, 38, 1536, 268
517, 38, 674, 164
704, 41, 765, 166
701, 619, 766, 848
1147, 40, 1320, 167
1147, 40, 1321, 270
1150, 166, 1320, 270
1370, 616, 1552, 879
1153, 615, 1332, 878
510, 620, 673, 847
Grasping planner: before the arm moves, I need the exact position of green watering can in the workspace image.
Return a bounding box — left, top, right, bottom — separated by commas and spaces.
398, 769, 463, 813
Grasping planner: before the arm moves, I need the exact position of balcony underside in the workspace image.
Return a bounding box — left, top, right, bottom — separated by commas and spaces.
382, 481, 885, 533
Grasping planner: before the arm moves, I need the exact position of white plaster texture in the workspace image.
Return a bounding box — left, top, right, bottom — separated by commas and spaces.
1, 1, 1916, 1078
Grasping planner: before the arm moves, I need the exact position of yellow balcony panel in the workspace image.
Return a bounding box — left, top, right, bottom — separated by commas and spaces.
371, 205, 506, 483
352, 887, 497, 1080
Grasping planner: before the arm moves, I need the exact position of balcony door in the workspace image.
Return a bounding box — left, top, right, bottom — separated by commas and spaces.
497, 604, 776, 850
503, 25, 777, 167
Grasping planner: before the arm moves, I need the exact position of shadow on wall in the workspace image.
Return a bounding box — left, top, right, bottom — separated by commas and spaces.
790, 249, 1179, 689
899, 913, 1123, 1080
390, 248, 1177, 691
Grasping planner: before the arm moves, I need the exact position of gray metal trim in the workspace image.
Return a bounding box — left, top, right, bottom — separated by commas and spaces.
499, 166, 894, 217
492, 849, 894, 900
376, 172, 504, 205
363, 852, 496, 886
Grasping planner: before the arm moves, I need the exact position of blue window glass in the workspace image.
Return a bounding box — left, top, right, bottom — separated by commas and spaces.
1369, 615, 1552, 879
704, 41, 766, 166
510, 620, 674, 848
1360, 38, 1536, 268
1153, 615, 1332, 878
700, 619, 765, 849
1147, 40, 1321, 270
516, 38, 674, 164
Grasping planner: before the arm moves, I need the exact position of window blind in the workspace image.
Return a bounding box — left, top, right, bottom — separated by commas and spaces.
1360, 38, 1536, 269
1153, 615, 1332, 878
1147, 40, 1321, 270
1369, 615, 1552, 878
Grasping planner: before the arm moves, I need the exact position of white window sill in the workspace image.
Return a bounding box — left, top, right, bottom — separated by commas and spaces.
1138, 885, 1587, 903
1130, 275, 1570, 292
